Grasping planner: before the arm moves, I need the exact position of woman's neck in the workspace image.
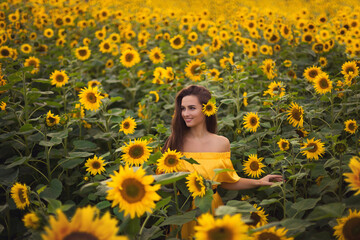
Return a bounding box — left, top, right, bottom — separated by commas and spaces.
187, 124, 209, 139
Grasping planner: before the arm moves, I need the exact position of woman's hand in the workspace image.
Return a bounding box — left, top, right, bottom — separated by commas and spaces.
258, 174, 284, 186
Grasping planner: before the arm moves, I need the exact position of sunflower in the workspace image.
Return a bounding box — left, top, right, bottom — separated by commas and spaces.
247, 204, 268, 228
106, 165, 161, 219
202, 100, 217, 117
0, 46, 12, 58
20, 44, 32, 54
170, 34, 185, 49
243, 112, 260, 132
194, 213, 250, 240
344, 156, 360, 195
263, 81, 285, 98
243, 154, 265, 178
211, 36, 222, 52
119, 117, 137, 135
296, 128, 309, 138
278, 138, 290, 151
71, 104, 84, 119
0, 101, 6, 111
84, 155, 107, 176
341, 61, 359, 77
253, 226, 294, 240
78, 87, 104, 111
106, 59, 114, 68
283, 60, 292, 67
148, 47, 165, 64
157, 149, 184, 173
319, 57, 327, 67
23, 212, 40, 230
243, 92, 248, 107
208, 68, 220, 80
24, 56, 40, 74
41, 205, 127, 240
75, 46, 91, 61
313, 72, 332, 95
121, 139, 152, 166
44, 28, 54, 38
333, 209, 360, 240
303, 65, 322, 83
301, 138, 325, 160
149, 91, 159, 102
344, 119, 358, 134
260, 59, 277, 79
185, 59, 204, 82
287, 102, 304, 128
87, 80, 101, 88
120, 49, 141, 68
50, 70, 69, 88
11, 182, 30, 210
45, 111, 60, 127
186, 171, 206, 198
99, 39, 113, 53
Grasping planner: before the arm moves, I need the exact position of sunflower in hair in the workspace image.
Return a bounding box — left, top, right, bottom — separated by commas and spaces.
202, 98, 217, 117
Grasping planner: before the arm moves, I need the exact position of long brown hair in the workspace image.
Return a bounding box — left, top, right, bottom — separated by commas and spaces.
162, 85, 217, 152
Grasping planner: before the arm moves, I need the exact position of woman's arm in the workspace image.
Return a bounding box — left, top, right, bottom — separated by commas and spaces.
220, 174, 283, 190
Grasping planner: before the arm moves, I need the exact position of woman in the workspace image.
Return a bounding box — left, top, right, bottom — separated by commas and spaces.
163, 85, 283, 238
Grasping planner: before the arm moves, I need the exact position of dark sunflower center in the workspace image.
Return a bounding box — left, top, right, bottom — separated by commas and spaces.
291, 108, 301, 121
207, 226, 233, 240
190, 64, 201, 75
266, 64, 271, 72
129, 145, 144, 159
248, 212, 261, 226
86, 93, 97, 103
343, 217, 360, 240
335, 143, 346, 154
309, 70, 318, 78
55, 74, 64, 82
1, 49, 10, 56
346, 67, 355, 74
206, 104, 213, 111
123, 122, 130, 129
213, 39, 218, 48
18, 189, 27, 203
24, 46, 29, 51
125, 53, 134, 62
154, 52, 160, 59
284, 26, 289, 35
64, 232, 98, 240
78, 49, 87, 56
305, 35, 312, 42
250, 117, 258, 126
165, 155, 178, 166
319, 78, 329, 89
250, 161, 259, 171
29, 60, 37, 66
55, 18, 63, 26
270, 34, 278, 42
258, 232, 280, 240
281, 142, 289, 149
173, 37, 181, 45
91, 161, 101, 169
48, 116, 55, 123
307, 143, 318, 153
348, 123, 355, 131
195, 179, 202, 192
121, 178, 145, 203
211, 71, 217, 77
104, 43, 110, 49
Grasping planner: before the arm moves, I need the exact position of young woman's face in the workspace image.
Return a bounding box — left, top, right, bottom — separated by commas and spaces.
181, 95, 206, 128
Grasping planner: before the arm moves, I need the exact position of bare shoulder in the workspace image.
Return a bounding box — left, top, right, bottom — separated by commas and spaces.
210, 134, 230, 152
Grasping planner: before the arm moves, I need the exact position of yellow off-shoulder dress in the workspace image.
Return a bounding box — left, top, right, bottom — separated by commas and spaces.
180, 152, 241, 239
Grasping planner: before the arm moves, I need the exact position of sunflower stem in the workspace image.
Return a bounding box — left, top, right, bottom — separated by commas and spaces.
173, 182, 180, 213
44, 129, 51, 181
339, 154, 343, 202
139, 213, 151, 236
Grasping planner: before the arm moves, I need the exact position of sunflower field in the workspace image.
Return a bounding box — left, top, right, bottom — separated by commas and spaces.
1, 0, 360, 239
